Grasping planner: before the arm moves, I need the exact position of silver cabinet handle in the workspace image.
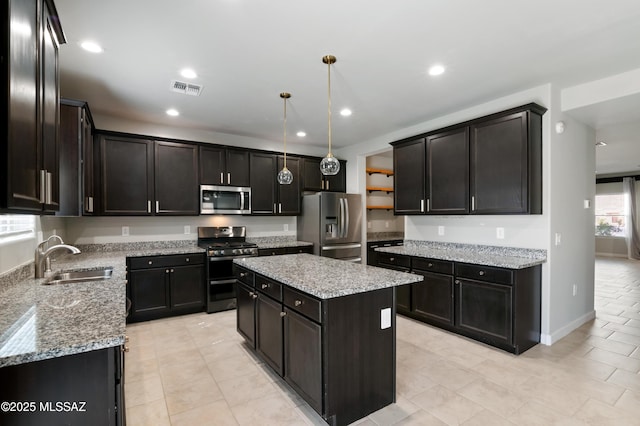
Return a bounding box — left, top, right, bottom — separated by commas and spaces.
227, 172, 231, 184
87, 196, 94, 213
426, 198, 430, 212
240, 272, 247, 277
171, 269, 174, 273
186, 258, 189, 262
261, 283, 269, 289
294, 300, 303, 307
479, 271, 485, 276
455, 280, 460, 284
147, 200, 151, 213
273, 204, 276, 213
471, 196, 475, 211
46, 171, 53, 204
148, 260, 153, 265
165, 269, 169, 273
326, 181, 330, 191
390, 257, 395, 261
420, 199, 425, 213
280, 312, 287, 317
279, 203, 282, 214
40, 170, 47, 203
156, 201, 159, 213
321, 180, 325, 190
428, 263, 433, 267
220, 172, 224, 184
252, 293, 258, 299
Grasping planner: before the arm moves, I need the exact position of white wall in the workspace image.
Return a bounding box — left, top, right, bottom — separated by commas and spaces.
336, 84, 597, 345
64, 215, 296, 245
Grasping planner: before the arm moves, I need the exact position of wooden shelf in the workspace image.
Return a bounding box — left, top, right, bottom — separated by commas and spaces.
367, 186, 394, 193
367, 205, 394, 211
366, 167, 394, 177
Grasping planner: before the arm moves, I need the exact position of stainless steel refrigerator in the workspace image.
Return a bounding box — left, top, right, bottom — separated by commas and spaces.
297, 192, 363, 262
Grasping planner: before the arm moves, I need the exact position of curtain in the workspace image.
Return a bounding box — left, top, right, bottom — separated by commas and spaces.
623, 177, 640, 260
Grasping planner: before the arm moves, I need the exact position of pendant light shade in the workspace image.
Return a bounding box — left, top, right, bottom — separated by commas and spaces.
320, 55, 340, 176
277, 92, 294, 185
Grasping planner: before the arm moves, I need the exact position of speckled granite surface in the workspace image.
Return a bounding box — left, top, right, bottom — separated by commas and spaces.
234, 253, 422, 299
376, 240, 546, 269
367, 232, 404, 243
76, 240, 204, 254
0, 243, 207, 368
246, 236, 313, 249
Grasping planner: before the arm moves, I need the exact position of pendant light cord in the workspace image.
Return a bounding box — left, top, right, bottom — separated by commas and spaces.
283, 95, 287, 168
327, 59, 332, 156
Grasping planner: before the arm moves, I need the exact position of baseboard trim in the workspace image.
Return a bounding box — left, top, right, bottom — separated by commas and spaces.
595, 252, 627, 258
540, 310, 596, 345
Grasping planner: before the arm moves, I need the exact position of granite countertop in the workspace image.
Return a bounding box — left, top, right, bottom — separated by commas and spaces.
376, 240, 547, 269
247, 237, 313, 250
234, 253, 422, 299
0, 242, 207, 368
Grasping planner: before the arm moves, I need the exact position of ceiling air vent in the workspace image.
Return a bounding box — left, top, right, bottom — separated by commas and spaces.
170, 80, 203, 96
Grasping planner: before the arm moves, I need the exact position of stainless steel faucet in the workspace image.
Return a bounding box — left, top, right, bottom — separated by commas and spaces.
35, 235, 81, 278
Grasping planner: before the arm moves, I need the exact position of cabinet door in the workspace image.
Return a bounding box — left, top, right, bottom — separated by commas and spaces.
426, 128, 469, 214
250, 153, 276, 214
226, 149, 250, 186
277, 156, 301, 215
40, 1, 60, 212
4, 0, 42, 211
155, 141, 198, 215
256, 294, 284, 375
455, 278, 512, 346
100, 135, 153, 215
393, 139, 425, 214
411, 271, 454, 326
470, 112, 529, 214
129, 268, 171, 321
302, 158, 323, 192
323, 160, 347, 192
170, 264, 205, 312
236, 282, 256, 347
284, 308, 322, 414
200, 146, 225, 185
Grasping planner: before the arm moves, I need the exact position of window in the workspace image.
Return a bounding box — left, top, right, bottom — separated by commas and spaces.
0, 214, 36, 243
595, 194, 626, 237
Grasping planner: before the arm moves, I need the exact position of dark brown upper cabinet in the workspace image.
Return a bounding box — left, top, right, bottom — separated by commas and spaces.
250, 153, 301, 215
98, 134, 199, 216
200, 146, 250, 187
302, 158, 347, 193
392, 103, 546, 216
1, 0, 65, 213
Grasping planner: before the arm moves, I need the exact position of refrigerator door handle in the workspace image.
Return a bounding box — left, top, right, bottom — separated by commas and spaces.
338, 198, 345, 238
322, 243, 362, 250
343, 198, 350, 238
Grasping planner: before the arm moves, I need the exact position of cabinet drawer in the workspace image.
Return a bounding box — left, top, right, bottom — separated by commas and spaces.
286, 245, 313, 254
256, 275, 282, 301
377, 252, 411, 269
412, 257, 453, 275
129, 253, 204, 270
455, 263, 513, 285
284, 287, 322, 323
258, 247, 287, 256
234, 266, 255, 287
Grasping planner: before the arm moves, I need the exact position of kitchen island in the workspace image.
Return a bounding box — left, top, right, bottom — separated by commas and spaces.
233, 254, 423, 426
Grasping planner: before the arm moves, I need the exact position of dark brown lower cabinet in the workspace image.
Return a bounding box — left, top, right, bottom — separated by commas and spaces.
375, 252, 541, 354
234, 266, 396, 426
283, 307, 323, 413
0, 346, 124, 426
127, 254, 205, 323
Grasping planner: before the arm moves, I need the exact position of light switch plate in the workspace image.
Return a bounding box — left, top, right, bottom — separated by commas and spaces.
184, 225, 190, 235
380, 308, 391, 329
584, 199, 591, 209
496, 227, 505, 239
438, 226, 445, 236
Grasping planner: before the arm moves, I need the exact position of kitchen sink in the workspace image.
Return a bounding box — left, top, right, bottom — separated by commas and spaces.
44, 267, 114, 285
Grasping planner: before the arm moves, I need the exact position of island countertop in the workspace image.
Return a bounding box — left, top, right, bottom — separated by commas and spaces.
234, 253, 423, 299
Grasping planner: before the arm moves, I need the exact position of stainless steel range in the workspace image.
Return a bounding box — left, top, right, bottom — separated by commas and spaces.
197, 226, 258, 313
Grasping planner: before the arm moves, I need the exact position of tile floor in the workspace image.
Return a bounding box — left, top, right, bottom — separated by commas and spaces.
124, 257, 640, 425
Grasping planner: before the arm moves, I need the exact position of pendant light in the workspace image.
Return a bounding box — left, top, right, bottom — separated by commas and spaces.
320, 55, 340, 176
277, 92, 294, 185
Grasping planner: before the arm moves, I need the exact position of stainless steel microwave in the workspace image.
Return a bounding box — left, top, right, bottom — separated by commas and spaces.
200, 185, 251, 214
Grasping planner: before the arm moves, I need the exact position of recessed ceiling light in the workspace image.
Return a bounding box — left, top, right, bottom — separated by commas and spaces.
80, 41, 103, 53
340, 108, 352, 117
595, 141, 607, 146
296, 131, 306, 137
180, 68, 197, 79
428, 64, 445, 76
166, 109, 179, 117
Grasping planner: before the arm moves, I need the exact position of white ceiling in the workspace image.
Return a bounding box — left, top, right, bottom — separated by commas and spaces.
55, 0, 640, 172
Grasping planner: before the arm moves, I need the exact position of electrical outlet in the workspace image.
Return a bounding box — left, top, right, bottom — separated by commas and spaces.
496, 227, 505, 239
584, 199, 591, 209
184, 225, 190, 235
555, 233, 562, 246
367, 221, 372, 229
284, 224, 289, 232
122, 226, 129, 236
573, 284, 577, 296
438, 226, 445, 236
385, 221, 389, 228
52, 228, 57, 236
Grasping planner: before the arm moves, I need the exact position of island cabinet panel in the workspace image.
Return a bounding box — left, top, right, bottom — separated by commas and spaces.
234, 263, 398, 426
0, 346, 124, 426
